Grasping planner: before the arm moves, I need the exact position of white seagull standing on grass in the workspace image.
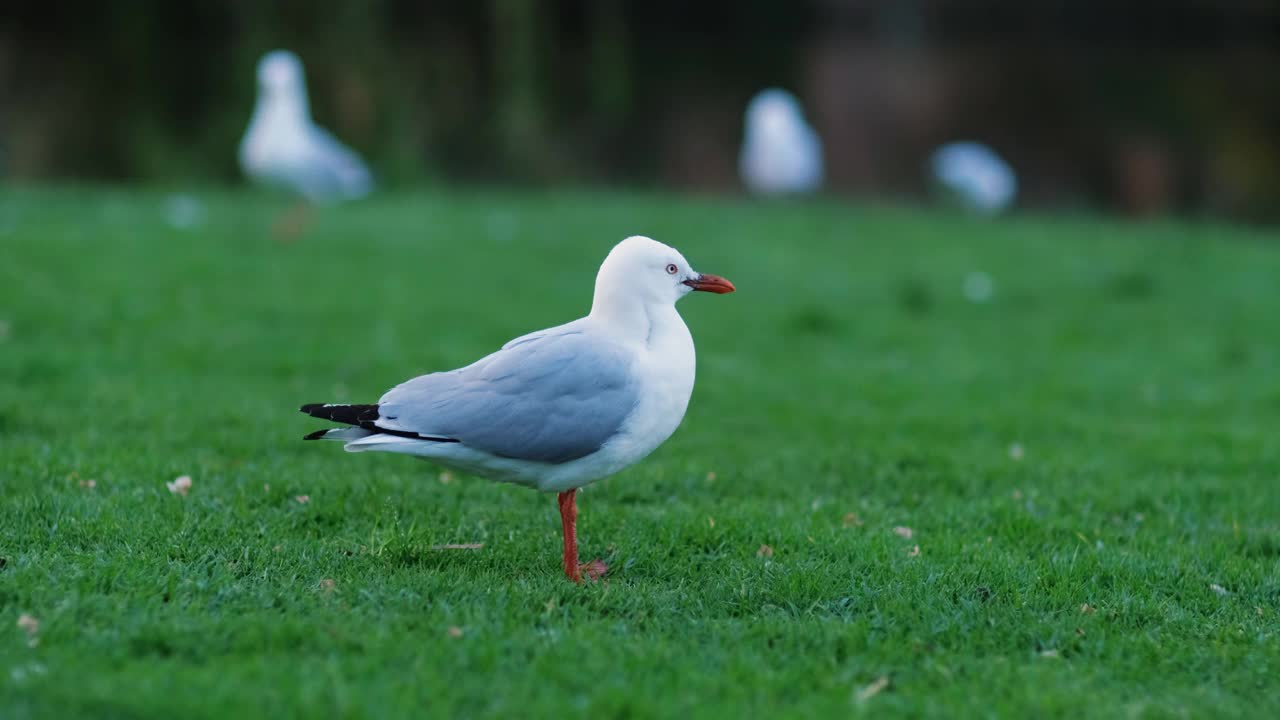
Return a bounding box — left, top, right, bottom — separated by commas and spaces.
240, 50, 372, 235
739, 88, 824, 196
301, 236, 735, 582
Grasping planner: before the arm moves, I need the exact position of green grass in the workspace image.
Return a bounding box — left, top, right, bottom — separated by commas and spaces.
2, 186, 1278, 718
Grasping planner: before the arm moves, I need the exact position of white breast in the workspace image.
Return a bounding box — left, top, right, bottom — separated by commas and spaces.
741, 127, 822, 195
622, 310, 696, 454
239, 101, 312, 186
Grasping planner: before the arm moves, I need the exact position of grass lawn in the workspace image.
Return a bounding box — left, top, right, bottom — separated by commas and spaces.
2, 186, 1278, 718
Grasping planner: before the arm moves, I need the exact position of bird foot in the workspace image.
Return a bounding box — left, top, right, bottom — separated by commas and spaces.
271, 203, 311, 243
579, 558, 608, 581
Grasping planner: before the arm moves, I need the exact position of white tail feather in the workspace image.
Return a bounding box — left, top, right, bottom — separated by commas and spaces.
314, 428, 374, 442
343, 434, 423, 453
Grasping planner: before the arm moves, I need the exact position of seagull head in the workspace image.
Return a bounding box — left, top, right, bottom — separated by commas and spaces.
593, 236, 734, 315
256, 50, 308, 106
745, 88, 807, 138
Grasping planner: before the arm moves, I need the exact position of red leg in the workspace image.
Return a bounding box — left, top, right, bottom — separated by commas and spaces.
272, 201, 312, 243
556, 490, 607, 583
557, 490, 580, 582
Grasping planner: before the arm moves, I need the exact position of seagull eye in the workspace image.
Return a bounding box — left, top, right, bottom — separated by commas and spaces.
666, 263, 678, 275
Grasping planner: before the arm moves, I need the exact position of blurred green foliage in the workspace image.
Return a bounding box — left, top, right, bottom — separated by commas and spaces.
1, 1, 1278, 219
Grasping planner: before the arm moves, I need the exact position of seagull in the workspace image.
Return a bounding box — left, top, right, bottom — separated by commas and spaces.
239, 50, 372, 224
930, 142, 1017, 215
300, 236, 735, 582
739, 88, 824, 196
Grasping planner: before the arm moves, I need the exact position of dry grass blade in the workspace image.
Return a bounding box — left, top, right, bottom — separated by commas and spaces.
855, 675, 890, 704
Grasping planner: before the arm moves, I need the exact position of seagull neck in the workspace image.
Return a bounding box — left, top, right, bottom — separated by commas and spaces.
589, 295, 675, 345
256, 91, 311, 125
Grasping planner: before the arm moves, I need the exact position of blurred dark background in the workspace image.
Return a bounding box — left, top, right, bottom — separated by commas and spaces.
2, 0, 1278, 221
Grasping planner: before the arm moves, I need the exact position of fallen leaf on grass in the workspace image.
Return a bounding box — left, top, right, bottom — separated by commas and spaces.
447, 626, 463, 638
1080, 603, 1096, 614
16, 614, 39, 647
430, 543, 484, 550
319, 578, 336, 594
167, 475, 192, 496
907, 545, 921, 557
757, 544, 774, 558
893, 526, 913, 539
78, 479, 96, 490
842, 512, 863, 528
295, 495, 310, 504
855, 675, 890, 704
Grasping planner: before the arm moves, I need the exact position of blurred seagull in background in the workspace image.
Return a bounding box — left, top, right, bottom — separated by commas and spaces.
240, 50, 372, 236
931, 142, 1017, 215
301, 236, 734, 583
739, 88, 823, 196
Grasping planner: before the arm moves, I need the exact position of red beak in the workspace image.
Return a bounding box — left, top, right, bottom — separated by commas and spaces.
683, 273, 736, 294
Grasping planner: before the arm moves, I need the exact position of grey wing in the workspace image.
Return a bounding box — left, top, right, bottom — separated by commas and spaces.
376, 331, 638, 464
501, 318, 588, 350
299, 126, 373, 201
798, 128, 824, 189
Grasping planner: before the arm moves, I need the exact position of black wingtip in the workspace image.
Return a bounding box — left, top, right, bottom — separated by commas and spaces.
300, 403, 381, 425
299, 401, 462, 444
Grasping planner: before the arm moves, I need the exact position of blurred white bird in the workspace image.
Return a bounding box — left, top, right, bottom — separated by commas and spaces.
239, 50, 373, 204
930, 142, 1017, 215
739, 89, 823, 196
